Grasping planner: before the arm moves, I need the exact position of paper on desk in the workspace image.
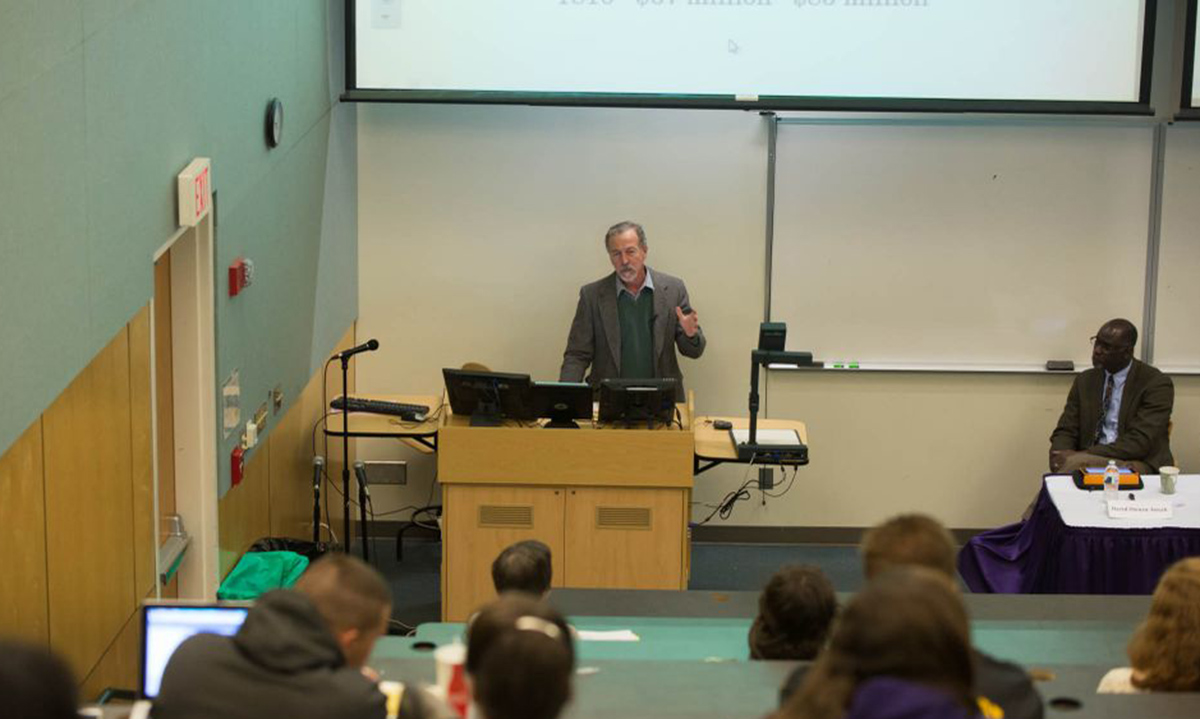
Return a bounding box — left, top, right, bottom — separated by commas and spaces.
576, 629, 640, 642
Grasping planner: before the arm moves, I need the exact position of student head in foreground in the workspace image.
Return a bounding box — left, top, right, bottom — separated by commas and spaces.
856, 513, 1044, 719
155, 553, 444, 719
466, 593, 575, 719
749, 564, 837, 660
861, 512, 958, 580
1098, 557, 1200, 693
774, 567, 979, 719
491, 539, 553, 597
0, 640, 79, 719
779, 513, 1043, 719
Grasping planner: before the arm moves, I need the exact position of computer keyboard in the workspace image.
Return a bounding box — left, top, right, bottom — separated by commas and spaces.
330, 396, 430, 421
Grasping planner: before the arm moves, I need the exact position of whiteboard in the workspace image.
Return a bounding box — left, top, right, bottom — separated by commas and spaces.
769, 120, 1154, 369
1153, 125, 1200, 372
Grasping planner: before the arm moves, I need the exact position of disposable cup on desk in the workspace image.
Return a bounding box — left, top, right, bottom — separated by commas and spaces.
1160, 466, 1179, 495
434, 642, 469, 717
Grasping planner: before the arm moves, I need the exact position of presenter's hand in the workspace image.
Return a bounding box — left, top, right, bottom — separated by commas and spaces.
1048, 449, 1075, 473
676, 306, 700, 338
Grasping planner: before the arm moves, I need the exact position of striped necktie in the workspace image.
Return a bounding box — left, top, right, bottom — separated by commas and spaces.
1093, 373, 1115, 446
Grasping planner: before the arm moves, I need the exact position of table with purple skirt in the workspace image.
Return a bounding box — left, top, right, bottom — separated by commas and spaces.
959, 474, 1200, 594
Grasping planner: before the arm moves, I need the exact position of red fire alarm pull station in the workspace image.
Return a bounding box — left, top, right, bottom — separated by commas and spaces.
231, 446, 244, 486
229, 258, 245, 297
229, 257, 254, 297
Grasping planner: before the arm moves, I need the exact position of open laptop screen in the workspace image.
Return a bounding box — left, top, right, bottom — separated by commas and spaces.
140, 604, 249, 699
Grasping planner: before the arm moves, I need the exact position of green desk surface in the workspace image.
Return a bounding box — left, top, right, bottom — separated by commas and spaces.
372, 614, 1137, 667
547, 588, 1151, 622
366, 657, 1200, 719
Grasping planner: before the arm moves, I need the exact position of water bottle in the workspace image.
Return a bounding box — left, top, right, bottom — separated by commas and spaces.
1103, 460, 1120, 502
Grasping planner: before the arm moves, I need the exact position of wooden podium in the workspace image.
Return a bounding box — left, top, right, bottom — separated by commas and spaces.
438, 401, 694, 621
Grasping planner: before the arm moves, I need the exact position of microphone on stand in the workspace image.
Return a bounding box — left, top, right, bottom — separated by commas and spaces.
354, 460, 371, 500
311, 456, 324, 543
333, 339, 379, 361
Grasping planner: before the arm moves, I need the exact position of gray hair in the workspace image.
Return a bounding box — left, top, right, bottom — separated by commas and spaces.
604, 221, 647, 251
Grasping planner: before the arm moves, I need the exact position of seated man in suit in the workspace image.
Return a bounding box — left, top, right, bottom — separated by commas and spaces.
1049, 318, 1174, 475
560, 221, 705, 401
154, 554, 450, 719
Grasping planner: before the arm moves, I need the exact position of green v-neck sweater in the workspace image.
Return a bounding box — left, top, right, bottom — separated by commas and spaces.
618, 289, 654, 379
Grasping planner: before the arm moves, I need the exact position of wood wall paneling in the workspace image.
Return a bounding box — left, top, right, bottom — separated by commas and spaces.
0, 420, 49, 645
78, 606, 140, 702
43, 326, 136, 678
217, 446, 271, 580
268, 394, 317, 540
129, 306, 156, 598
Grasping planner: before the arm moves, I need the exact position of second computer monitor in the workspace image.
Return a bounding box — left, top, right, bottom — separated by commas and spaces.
598, 378, 678, 427
530, 381, 593, 429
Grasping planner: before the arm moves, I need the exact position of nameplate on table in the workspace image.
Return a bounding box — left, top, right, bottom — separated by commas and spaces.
1106, 499, 1173, 519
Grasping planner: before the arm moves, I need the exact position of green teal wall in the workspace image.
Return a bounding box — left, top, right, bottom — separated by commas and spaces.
0, 0, 357, 494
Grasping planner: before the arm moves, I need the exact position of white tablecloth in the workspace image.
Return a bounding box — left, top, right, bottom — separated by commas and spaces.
1046, 474, 1200, 529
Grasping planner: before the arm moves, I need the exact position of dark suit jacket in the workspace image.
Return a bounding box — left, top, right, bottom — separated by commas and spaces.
1050, 359, 1174, 470
559, 268, 705, 400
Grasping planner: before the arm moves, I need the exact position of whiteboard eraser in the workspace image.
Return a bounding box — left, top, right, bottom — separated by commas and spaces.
735, 94, 759, 102
1045, 360, 1075, 371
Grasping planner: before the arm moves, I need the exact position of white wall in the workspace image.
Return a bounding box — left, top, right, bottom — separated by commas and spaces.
356, 102, 1200, 530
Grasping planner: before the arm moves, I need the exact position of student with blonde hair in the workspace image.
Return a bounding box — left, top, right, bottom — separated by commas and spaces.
1098, 557, 1200, 693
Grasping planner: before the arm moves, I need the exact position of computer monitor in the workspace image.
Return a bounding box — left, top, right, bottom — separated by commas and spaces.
597, 378, 678, 427
442, 368, 534, 426
530, 381, 593, 429
140, 603, 250, 699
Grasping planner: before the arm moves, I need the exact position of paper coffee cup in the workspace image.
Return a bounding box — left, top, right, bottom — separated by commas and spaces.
435, 642, 470, 717
434, 642, 466, 690
1160, 466, 1180, 495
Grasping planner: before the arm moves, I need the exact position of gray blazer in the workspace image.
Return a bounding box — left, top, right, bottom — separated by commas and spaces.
559, 268, 705, 400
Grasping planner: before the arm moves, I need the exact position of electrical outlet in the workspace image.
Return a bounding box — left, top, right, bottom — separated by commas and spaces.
272, 385, 283, 413
363, 460, 407, 485
253, 402, 268, 432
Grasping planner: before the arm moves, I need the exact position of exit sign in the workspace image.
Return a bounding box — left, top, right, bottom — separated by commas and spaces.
177, 157, 212, 227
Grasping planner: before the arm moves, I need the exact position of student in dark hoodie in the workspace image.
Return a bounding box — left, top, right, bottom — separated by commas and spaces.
153, 553, 448, 719
0, 640, 79, 719
773, 567, 983, 719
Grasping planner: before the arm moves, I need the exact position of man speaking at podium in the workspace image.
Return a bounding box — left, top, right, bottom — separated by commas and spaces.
1048, 318, 1174, 475
560, 221, 705, 401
